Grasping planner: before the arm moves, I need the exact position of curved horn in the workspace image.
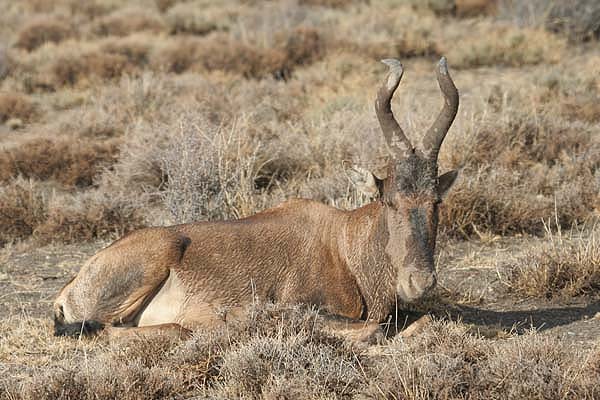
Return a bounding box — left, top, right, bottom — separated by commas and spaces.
422, 57, 459, 161
375, 59, 413, 160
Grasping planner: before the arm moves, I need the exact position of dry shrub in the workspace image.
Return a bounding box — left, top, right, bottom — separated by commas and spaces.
344, 36, 439, 61
510, 227, 600, 299
559, 95, 600, 123
441, 168, 547, 236
448, 95, 598, 168
199, 39, 290, 79
447, 24, 565, 68
15, 16, 75, 51
154, 0, 182, 13
6, 309, 600, 399
49, 50, 130, 87
545, 1, 600, 41
0, 178, 48, 246
24, 364, 182, 400
164, 2, 223, 35
0, 92, 37, 122
97, 129, 166, 196
33, 189, 146, 244
101, 36, 152, 69
51, 72, 183, 141
92, 8, 165, 37
151, 28, 325, 78
151, 86, 365, 224
499, 0, 600, 42
160, 115, 263, 223
442, 168, 597, 237
364, 319, 487, 398
441, 164, 596, 237
277, 27, 325, 69
0, 156, 147, 246
218, 335, 359, 398
20, 333, 187, 399
414, 0, 497, 17
21, 0, 63, 13
150, 37, 201, 74
10, 303, 363, 400
331, 4, 440, 59
410, 0, 456, 15
366, 319, 599, 399
455, 0, 498, 17
440, 109, 599, 236
0, 45, 10, 80
298, 0, 366, 8
0, 138, 120, 188
67, 0, 120, 19
208, 303, 360, 399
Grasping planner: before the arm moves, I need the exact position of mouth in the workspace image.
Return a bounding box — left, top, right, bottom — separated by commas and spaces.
397, 272, 436, 302
396, 284, 422, 303
54, 318, 105, 337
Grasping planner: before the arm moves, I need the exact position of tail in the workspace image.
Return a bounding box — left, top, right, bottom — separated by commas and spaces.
54, 317, 105, 338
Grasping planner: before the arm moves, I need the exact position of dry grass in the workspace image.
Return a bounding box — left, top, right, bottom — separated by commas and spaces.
15, 16, 75, 51
2, 303, 599, 399
100, 36, 153, 70
0, 177, 144, 246
365, 319, 599, 399
154, 0, 181, 13
34, 189, 146, 244
499, 0, 600, 42
440, 80, 599, 236
160, 115, 264, 223
446, 24, 565, 68
0, 91, 37, 123
164, 2, 226, 35
49, 50, 131, 88
0, 178, 48, 246
298, 0, 366, 8
91, 7, 165, 37
150, 27, 325, 79
510, 224, 600, 299
410, 0, 497, 17
0, 138, 120, 187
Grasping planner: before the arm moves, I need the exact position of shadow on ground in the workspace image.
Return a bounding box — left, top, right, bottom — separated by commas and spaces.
384, 299, 600, 338
446, 300, 600, 333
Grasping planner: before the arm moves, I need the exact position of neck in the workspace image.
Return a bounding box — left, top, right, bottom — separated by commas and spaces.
341, 201, 398, 321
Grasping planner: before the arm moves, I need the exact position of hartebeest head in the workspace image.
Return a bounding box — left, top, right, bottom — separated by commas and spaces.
369, 57, 459, 302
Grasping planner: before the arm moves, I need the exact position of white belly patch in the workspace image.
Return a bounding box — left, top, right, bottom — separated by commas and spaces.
136, 269, 186, 326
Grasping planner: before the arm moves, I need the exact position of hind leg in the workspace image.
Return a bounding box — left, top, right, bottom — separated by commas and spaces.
53, 228, 190, 336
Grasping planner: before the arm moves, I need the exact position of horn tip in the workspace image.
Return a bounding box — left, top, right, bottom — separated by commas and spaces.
438, 57, 448, 75
381, 58, 403, 75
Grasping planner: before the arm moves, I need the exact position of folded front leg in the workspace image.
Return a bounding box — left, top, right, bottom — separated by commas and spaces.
105, 323, 192, 342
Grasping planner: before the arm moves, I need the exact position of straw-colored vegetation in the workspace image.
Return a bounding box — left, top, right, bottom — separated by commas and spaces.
1, 0, 598, 398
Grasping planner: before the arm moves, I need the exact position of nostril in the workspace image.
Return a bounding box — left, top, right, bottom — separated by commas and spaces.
429, 274, 437, 289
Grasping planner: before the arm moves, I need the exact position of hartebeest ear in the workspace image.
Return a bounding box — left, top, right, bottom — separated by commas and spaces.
347, 166, 381, 197
437, 169, 458, 198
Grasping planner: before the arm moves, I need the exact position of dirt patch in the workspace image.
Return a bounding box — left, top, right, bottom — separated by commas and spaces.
0, 242, 104, 319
